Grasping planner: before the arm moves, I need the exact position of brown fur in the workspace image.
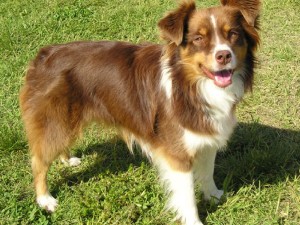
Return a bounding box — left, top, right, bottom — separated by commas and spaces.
20, 0, 260, 222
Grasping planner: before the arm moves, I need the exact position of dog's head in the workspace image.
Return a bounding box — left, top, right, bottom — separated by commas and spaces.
158, 0, 260, 90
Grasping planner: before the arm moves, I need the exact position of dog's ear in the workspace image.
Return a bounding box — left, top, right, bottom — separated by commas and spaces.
220, 0, 260, 26
158, 0, 196, 45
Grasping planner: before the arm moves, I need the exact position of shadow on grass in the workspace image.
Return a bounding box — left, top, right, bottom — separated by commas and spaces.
201, 122, 300, 222
51, 122, 299, 222
215, 122, 300, 188
51, 139, 149, 193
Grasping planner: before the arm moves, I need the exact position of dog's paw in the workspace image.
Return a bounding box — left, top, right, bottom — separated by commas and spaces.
68, 157, 81, 166
37, 194, 58, 212
204, 189, 224, 203
61, 157, 81, 167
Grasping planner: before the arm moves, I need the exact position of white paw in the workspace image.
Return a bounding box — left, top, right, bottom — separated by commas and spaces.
204, 189, 224, 203
37, 194, 58, 212
68, 157, 81, 166
62, 157, 81, 167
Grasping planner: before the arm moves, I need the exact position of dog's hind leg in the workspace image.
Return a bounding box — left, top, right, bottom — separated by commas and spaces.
32, 152, 58, 212
20, 63, 85, 212
24, 110, 78, 212
30, 125, 76, 212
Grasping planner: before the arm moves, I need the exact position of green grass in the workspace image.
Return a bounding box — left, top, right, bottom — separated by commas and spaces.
0, 0, 299, 224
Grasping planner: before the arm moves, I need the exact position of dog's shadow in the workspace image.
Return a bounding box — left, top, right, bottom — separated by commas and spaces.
199, 122, 300, 222
215, 122, 300, 188
52, 122, 300, 223
52, 138, 148, 189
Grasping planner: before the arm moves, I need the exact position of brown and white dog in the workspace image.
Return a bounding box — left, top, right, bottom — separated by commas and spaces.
20, 0, 260, 224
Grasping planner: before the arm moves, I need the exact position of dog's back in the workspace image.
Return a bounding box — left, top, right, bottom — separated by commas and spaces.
20, 41, 163, 143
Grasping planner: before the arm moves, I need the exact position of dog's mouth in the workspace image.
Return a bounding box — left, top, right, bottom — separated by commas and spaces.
201, 66, 234, 88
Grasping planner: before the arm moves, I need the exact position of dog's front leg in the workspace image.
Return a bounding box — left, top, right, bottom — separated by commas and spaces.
155, 158, 203, 225
194, 148, 224, 202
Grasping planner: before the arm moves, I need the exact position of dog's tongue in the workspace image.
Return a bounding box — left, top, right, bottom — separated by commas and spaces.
213, 70, 232, 87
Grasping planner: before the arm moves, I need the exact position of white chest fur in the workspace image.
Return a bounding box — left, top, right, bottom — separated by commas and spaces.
183, 73, 244, 154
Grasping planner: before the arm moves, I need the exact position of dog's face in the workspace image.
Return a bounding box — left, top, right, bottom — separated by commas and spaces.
183, 7, 249, 88
159, 0, 260, 89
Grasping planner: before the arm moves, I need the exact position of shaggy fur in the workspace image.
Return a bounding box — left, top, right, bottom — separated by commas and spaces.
20, 0, 260, 224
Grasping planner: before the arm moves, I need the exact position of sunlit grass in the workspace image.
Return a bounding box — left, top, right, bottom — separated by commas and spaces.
0, 0, 299, 224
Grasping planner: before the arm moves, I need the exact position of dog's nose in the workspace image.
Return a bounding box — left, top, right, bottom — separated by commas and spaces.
215, 50, 232, 65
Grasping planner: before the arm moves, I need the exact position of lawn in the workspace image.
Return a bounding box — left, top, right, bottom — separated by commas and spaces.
0, 0, 299, 224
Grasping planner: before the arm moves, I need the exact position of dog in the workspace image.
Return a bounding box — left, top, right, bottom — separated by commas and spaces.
19, 0, 260, 224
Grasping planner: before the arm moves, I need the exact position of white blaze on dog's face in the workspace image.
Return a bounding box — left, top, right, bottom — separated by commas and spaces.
158, 0, 260, 90
181, 6, 251, 88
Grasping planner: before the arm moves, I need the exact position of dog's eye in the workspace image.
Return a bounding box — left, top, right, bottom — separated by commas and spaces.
228, 29, 239, 41
193, 35, 203, 45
